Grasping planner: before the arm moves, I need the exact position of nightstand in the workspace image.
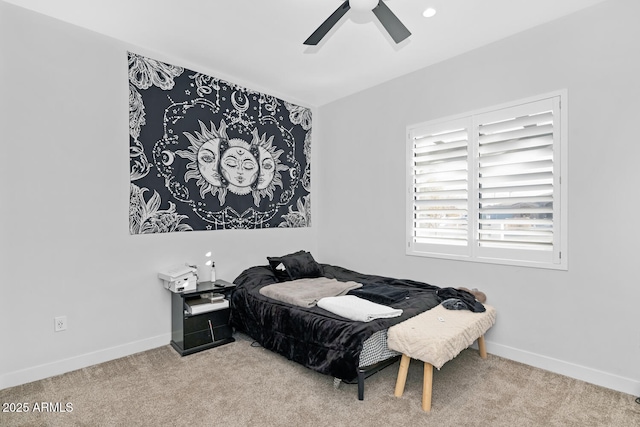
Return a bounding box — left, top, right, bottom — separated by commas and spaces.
170, 280, 236, 356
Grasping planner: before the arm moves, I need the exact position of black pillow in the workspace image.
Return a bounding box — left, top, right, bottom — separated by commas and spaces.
267, 251, 303, 282
267, 250, 322, 281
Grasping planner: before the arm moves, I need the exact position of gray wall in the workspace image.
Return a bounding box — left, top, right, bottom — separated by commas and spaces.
0, 2, 317, 388
316, 0, 640, 395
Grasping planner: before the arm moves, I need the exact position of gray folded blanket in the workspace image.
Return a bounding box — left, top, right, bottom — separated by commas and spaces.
259, 277, 363, 308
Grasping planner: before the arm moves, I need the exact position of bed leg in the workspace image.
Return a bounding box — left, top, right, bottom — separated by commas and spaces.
478, 335, 487, 359
422, 362, 433, 412
394, 354, 411, 398
357, 370, 365, 400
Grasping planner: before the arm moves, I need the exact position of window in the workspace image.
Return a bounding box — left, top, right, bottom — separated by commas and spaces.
406, 92, 567, 270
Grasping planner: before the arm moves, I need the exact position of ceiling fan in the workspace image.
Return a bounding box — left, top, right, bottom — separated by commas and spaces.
304, 0, 411, 45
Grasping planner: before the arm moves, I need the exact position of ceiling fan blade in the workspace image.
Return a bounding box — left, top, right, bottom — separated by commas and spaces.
304, 1, 351, 45
372, 1, 411, 44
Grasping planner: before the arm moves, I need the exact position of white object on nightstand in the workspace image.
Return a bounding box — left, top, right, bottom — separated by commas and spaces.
158, 264, 197, 293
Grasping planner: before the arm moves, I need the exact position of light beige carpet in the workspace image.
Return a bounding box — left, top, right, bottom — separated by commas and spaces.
1, 333, 638, 426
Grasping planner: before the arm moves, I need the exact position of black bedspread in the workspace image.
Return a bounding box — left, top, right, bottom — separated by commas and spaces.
229, 264, 440, 381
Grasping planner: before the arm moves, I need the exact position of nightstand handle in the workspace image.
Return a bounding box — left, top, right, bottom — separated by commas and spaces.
208, 319, 215, 342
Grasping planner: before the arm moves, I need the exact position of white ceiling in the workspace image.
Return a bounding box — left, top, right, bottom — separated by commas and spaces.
4, 0, 607, 106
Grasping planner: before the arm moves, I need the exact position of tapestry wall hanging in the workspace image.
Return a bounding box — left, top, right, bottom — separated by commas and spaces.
128, 52, 311, 233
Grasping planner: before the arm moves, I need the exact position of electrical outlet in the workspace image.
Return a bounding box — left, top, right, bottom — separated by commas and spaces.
54, 316, 67, 332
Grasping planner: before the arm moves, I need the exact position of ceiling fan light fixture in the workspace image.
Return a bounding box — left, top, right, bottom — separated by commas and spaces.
349, 0, 378, 12
423, 7, 437, 18
304, 0, 410, 46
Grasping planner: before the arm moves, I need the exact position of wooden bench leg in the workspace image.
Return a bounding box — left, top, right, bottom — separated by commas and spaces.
478, 335, 487, 359
422, 362, 433, 412
394, 354, 411, 397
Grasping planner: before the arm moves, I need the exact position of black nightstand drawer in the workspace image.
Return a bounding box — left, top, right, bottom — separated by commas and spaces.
184, 325, 232, 348
184, 308, 230, 334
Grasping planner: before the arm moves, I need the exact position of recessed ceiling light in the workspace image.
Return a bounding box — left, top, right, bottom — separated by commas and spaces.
423, 7, 437, 18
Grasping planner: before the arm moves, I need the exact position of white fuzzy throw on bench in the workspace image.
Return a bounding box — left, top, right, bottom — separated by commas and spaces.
387, 304, 496, 369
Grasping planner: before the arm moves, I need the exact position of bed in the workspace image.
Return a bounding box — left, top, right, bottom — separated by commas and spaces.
229, 251, 443, 400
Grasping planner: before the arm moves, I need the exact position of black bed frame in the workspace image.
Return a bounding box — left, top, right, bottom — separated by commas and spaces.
343, 355, 401, 400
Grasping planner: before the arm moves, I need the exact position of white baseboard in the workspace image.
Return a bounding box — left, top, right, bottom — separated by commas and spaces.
486, 340, 640, 397
0, 334, 170, 390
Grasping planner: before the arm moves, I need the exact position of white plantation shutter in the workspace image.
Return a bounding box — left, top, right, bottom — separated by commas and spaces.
407, 93, 566, 269
476, 98, 557, 255
409, 119, 470, 255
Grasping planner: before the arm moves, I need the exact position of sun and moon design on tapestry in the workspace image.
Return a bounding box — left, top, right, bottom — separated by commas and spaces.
128, 52, 311, 234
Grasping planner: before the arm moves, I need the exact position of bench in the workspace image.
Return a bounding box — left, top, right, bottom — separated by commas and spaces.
387, 303, 497, 411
